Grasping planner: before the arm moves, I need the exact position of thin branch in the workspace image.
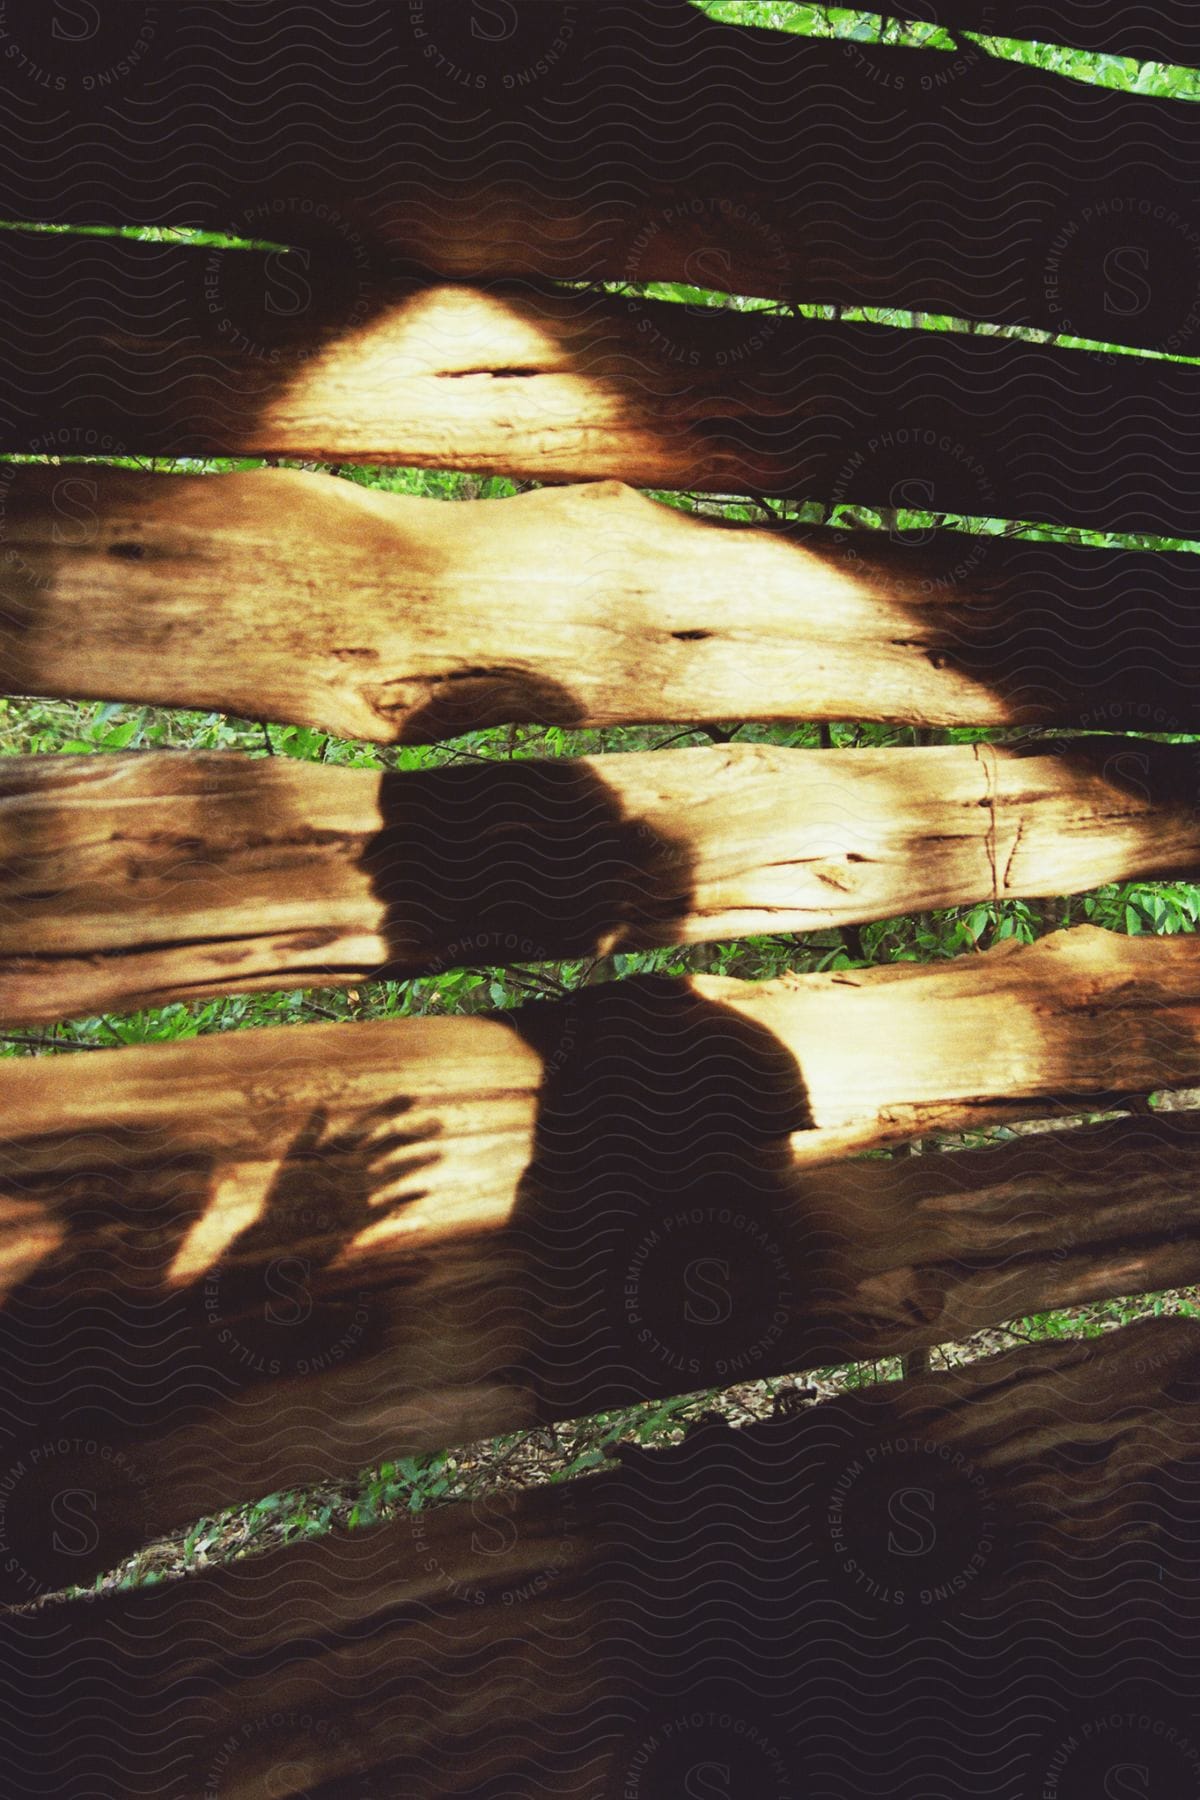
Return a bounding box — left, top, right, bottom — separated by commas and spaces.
748, 491, 786, 524
652, 727, 709, 751
487, 967, 567, 999
0, 1032, 106, 1051
442, 746, 502, 765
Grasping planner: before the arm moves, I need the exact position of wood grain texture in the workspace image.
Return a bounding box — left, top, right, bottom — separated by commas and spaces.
2, 1319, 1198, 1798
3, 929, 1200, 1586
6, 240, 1200, 532
3, 6, 1199, 346
8, 925, 1200, 1171
6, 467, 1200, 739
4, 735, 1200, 1024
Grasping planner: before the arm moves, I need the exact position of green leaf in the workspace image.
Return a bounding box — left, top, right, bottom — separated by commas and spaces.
964, 906, 991, 941
100, 718, 141, 748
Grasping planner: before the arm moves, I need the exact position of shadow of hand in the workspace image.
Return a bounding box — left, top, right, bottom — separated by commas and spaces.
218, 1098, 442, 1316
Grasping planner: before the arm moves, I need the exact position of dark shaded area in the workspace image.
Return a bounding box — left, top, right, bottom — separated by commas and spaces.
1, 1325, 1198, 1797
1, 4, 1199, 353
1046, 734, 1200, 812
787, 521, 1200, 728
0, 1103, 439, 1601
505, 976, 815, 1415
592, 1330, 1200, 1797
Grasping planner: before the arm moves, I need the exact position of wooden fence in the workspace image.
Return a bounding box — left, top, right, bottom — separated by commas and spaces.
2, 5, 1200, 1795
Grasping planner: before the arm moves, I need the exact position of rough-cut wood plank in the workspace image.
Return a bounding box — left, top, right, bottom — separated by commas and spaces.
0, 1479, 621, 1799
9, 924, 1200, 1181
2, 1320, 1197, 1798
6, 238, 1200, 533
6, 468, 1200, 739
5, 736, 1200, 1025
796, 1112, 1200, 1362
4, 929, 1200, 1589
3, 6, 1199, 351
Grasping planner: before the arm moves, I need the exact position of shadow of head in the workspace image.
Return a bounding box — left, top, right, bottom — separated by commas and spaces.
364, 754, 700, 971
398, 667, 586, 744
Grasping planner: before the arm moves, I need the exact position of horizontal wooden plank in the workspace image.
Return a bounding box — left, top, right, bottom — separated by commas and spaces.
6, 468, 1200, 738
5, 736, 1200, 1025
2, 6, 1198, 351
2, 1319, 1197, 1797
3, 929, 1200, 1587
9, 924, 1200, 1195
5, 241, 1200, 532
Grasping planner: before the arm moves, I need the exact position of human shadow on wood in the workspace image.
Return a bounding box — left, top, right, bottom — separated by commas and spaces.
364, 747, 700, 972
0, 1095, 440, 1601
503, 974, 817, 1421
